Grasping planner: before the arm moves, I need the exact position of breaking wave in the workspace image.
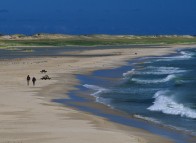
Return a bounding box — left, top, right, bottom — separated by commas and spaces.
156, 51, 194, 62
131, 74, 176, 84
123, 69, 135, 79
148, 90, 196, 119
137, 66, 187, 75
83, 84, 112, 107
83, 84, 109, 96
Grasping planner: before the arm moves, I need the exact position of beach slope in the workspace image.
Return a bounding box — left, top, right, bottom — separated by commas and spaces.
1, 44, 194, 143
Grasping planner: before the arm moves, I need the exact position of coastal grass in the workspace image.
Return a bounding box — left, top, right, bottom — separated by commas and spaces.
0, 35, 196, 47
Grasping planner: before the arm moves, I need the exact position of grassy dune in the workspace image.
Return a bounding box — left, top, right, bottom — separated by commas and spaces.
0, 34, 196, 48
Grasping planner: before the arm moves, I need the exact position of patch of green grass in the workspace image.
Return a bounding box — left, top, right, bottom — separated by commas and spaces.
0, 35, 196, 47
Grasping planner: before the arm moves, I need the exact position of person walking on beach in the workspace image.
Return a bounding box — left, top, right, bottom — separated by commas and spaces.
32, 77, 36, 86
27, 75, 31, 86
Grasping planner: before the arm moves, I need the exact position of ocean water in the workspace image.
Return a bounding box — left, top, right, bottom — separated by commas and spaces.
83, 48, 196, 135
0, 0, 196, 35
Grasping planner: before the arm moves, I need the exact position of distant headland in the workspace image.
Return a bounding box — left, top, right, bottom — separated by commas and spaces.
0, 33, 196, 47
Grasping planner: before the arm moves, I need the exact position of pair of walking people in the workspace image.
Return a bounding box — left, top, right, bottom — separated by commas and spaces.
27, 75, 36, 86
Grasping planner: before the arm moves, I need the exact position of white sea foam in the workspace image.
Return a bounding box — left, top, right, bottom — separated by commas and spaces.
83, 84, 113, 108
148, 90, 196, 119
83, 84, 109, 96
95, 97, 113, 108
156, 51, 194, 62
134, 114, 161, 124
180, 51, 194, 57
123, 69, 135, 78
131, 74, 176, 84
138, 66, 186, 75
152, 90, 170, 98
162, 74, 176, 82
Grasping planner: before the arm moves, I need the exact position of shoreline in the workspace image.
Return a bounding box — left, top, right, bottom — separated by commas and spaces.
0, 44, 195, 143
64, 52, 195, 142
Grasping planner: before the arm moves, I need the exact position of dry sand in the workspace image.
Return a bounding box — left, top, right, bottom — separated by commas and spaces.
0, 44, 195, 143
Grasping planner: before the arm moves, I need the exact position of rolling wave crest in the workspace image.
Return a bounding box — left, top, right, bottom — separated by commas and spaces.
83, 84, 109, 96
131, 74, 176, 84
148, 90, 196, 119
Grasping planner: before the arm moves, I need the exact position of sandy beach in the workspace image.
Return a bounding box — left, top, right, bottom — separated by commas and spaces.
0, 44, 195, 143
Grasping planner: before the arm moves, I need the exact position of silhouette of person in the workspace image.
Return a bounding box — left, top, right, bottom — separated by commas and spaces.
27, 75, 31, 86
32, 77, 36, 86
